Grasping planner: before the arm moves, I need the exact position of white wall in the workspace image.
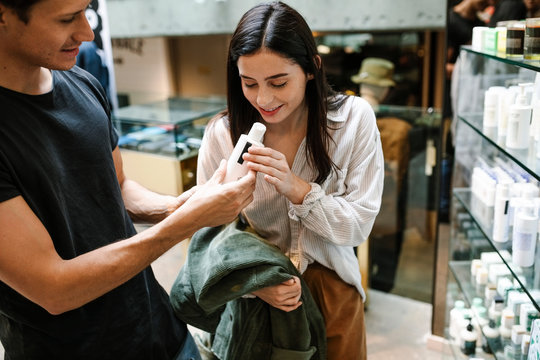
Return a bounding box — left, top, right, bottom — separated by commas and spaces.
106, 0, 447, 38
112, 37, 176, 104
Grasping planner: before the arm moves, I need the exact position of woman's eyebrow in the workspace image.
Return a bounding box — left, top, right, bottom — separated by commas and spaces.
239, 73, 288, 80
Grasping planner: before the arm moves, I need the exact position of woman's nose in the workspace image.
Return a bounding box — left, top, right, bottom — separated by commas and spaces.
257, 87, 274, 108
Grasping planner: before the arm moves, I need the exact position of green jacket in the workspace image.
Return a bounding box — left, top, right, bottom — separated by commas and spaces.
170, 221, 326, 360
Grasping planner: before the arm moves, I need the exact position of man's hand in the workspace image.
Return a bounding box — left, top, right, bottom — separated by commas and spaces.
178, 160, 256, 228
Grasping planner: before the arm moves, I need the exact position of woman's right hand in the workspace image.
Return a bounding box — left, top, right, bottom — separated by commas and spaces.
252, 276, 302, 312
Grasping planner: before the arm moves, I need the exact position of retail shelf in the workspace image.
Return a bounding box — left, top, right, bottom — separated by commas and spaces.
462, 46, 540, 73
457, 114, 540, 182
448, 261, 501, 359
442, 45, 540, 360
453, 188, 539, 311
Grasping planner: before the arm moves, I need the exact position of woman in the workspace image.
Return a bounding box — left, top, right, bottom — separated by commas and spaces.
197, 2, 384, 359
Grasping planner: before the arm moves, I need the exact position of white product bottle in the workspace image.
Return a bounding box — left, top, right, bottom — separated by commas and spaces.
484, 86, 505, 137
449, 300, 465, 339
522, 334, 531, 360
493, 182, 511, 243
511, 325, 526, 358
506, 83, 533, 150
499, 309, 514, 348
498, 86, 519, 144
460, 318, 477, 356
476, 267, 488, 298
482, 318, 502, 354
512, 201, 538, 267
224, 122, 266, 183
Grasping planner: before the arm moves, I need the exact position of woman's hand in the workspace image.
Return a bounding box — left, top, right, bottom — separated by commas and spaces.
252, 276, 303, 312
244, 146, 310, 204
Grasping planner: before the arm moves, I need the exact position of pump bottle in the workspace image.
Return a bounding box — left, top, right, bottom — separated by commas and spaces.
512, 201, 538, 267
493, 182, 511, 243
460, 317, 477, 355
506, 83, 533, 150
224, 122, 266, 183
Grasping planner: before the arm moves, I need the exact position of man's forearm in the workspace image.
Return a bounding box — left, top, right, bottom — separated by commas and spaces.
120, 178, 180, 224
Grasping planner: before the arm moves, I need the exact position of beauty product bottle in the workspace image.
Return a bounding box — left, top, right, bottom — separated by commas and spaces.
499, 309, 515, 348
512, 201, 538, 267
482, 318, 502, 354
524, 17, 540, 60
497, 25, 508, 56
470, 259, 483, 285
484, 86, 506, 138
533, 74, 540, 158
474, 307, 489, 341
506, 83, 533, 150
476, 267, 488, 298
506, 21, 525, 59
224, 122, 266, 183
449, 300, 465, 339
489, 294, 504, 326
460, 317, 477, 356
521, 334, 531, 360
472, 26, 489, 52
511, 325, 527, 359
493, 182, 511, 243
499, 86, 519, 145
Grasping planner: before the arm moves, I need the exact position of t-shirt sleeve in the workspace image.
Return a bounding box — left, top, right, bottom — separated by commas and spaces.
109, 121, 119, 150
0, 152, 20, 202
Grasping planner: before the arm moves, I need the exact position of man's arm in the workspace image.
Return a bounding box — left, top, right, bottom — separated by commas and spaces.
0, 151, 255, 315
112, 147, 192, 224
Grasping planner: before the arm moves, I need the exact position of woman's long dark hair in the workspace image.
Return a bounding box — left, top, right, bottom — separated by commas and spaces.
225, 1, 344, 184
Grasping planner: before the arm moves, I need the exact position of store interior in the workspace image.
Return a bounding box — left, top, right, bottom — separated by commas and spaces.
105, 0, 448, 358
9, 0, 540, 358
108, 30, 447, 360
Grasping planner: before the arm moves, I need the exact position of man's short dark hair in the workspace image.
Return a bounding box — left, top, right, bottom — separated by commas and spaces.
0, 0, 42, 23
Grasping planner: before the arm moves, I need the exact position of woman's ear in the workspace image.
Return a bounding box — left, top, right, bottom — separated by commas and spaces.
307, 55, 322, 80
314, 55, 322, 69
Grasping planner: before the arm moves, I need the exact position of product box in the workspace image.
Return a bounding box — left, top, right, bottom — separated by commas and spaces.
528, 319, 540, 358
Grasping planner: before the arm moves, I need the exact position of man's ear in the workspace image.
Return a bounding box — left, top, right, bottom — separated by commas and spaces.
0, 3, 11, 26
0, 5, 5, 25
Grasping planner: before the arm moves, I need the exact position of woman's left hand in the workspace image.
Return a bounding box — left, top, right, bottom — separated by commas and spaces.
244, 146, 311, 204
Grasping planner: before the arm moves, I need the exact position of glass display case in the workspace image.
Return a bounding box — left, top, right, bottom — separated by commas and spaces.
444, 46, 540, 359
368, 104, 441, 298
112, 96, 226, 195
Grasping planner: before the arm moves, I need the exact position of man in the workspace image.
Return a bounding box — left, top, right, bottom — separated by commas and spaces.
524, 0, 540, 17
0, 0, 256, 358
488, 0, 526, 26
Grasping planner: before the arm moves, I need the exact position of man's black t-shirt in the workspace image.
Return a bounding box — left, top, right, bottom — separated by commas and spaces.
0, 67, 186, 359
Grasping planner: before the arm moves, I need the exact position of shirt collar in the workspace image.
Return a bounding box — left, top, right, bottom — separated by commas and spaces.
327, 95, 350, 123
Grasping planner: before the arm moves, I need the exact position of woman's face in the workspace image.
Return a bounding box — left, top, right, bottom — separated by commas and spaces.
237, 48, 312, 126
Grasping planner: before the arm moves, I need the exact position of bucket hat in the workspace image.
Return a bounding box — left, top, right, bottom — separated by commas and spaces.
351, 57, 396, 87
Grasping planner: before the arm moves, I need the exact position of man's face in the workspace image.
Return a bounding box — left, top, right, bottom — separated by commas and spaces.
524, 0, 540, 11
471, 0, 490, 12
1, 0, 94, 71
